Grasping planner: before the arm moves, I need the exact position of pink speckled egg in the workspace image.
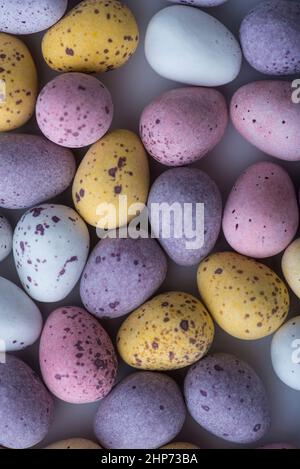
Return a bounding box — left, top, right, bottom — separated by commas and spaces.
140, 87, 228, 166
231, 81, 300, 161
223, 161, 299, 258
36, 73, 113, 148
39, 306, 117, 404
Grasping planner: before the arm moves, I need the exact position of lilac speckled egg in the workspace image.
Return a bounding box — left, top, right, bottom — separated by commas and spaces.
39, 307, 117, 404
223, 161, 299, 258
0, 0, 68, 35
184, 353, 271, 444
240, 0, 300, 75
259, 443, 296, 449
13, 204, 90, 302
0, 215, 12, 262
140, 87, 228, 166
36, 73, 113, 148
94, 372, 186, 449
0, 355, 54, 449
80, 237, 168, 319
147, 168, 222, 266
168, 1, 228, 6
231, 81, 300, 161
0, 134, 75, 209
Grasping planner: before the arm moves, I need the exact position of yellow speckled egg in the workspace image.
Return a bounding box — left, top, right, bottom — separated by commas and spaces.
282, 238, 300, 299
73, 129, 150, 229
0, 33, 37, 131
45, 438, 101, 449
117, 292, 215, 370
161, 442, 200, 449
197, 252, 289, 340
42, 0, 139, 73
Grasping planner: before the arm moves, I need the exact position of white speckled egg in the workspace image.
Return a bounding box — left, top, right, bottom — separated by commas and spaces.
271, 316, 300, 391
0, 215, 12, 262
0, 0, 68, 35
13, 204, 90, 302
0, 277, 42, 351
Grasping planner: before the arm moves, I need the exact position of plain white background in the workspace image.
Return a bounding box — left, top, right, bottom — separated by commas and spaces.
1, 0, 300, 448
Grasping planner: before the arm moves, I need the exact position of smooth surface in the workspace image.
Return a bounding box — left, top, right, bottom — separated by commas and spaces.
1, 0, 300, 449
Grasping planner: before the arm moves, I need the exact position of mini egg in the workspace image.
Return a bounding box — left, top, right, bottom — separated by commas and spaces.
42, 0, 139, 73
168, 0, 227, 5
36, 73, 113, 148
45, 438, 101, 449
145, 6, 242, 86
0, 33, 37, 131
148, 168, 222, 266
223, 162, 299, 258
184, 353, 271, 444
80, 237, 168, 319
282, 238, 300, 299
13, 204, 90, 302
117, 291, 214, 371
39, 307, 117, 404
271, 316, 300, 391
0, 215, 12, 261
0, 276, 42, 351
0, 355, 54, 449
240, 0, 300, 75
259, 443, 296, 449
0, 134, 75, 209
140, 87, 228, 166
197, 252, 289, 340
0, 1, 68, 35
94, 372, 186, 449
231, 81, 300, 161
72, 129, 150, 229
161, 442, 200, 449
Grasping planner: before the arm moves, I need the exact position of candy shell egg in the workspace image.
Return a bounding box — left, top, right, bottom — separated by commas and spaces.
0, 276, 42, 351
197, 252, 289, 340
223, 162, 299, 258
184, 353, 271, 444
72, 129, 150, 229
148, 168, 222, 266
42, 0, 139, 73
0, 215, 12, 261
36, 73, 113, 148
13, 204, 90, 302
0, 0, 68, 35
168, 0, 227, 5
145, 6, 242, 86
240, 0, 300, 75
140, 87, 228, 166
45, 438, 101, 449
0, 355, 54, 449
231, 81, 300, 162
0, 134, 75, 209
271, 316, 300, 391
80, 237, 167, 319
161, 442, 200, 449
39, 307, 117, 404
0, 33, 37, 131
282, 238, 300, 299
117, 291, 214, 370
94, 372, 186, 449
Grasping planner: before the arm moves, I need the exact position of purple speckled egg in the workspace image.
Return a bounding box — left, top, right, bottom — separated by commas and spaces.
168, 1, 227, 6
39, 306, 117, 404
223, 161, 299, 258
36, 73, 113, 148
80, 237, 168, 319
231, 81, 300, 161
184, 353, 271, 444
94, 372, 186, 449
0, 134, 75, 209
13, 204, 90, 302
147, 168, 222, 266
0, 355, 54, 449
259, 443, 296, 449
240, 0, 300, 75
140, 87, 228, 166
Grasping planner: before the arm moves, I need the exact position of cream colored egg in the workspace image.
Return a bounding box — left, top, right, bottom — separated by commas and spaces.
45, 438, 101, 449
282, 238, 300, 299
